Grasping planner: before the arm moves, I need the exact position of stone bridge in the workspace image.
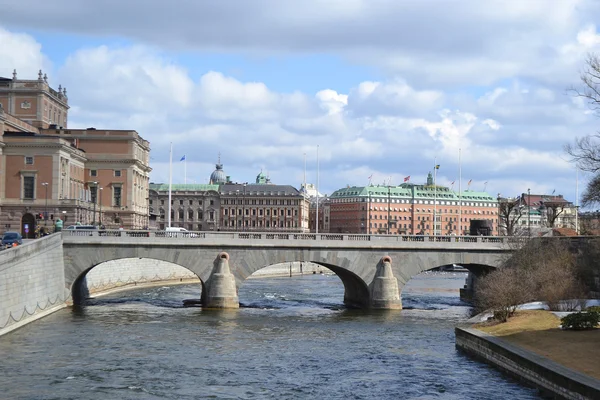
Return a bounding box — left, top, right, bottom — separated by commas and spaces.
62, 230, 518, 309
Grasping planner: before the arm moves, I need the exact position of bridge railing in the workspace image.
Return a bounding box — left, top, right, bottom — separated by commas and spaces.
61, 229, 532, 245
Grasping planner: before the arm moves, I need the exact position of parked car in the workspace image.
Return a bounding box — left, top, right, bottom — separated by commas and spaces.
165, 227, 199, 237
65, 225, 98, 230
1, 232, 23, 247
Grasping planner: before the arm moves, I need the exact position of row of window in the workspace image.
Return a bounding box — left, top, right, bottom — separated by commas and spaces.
222, 198, 300, 206
90, 169, 122, 177
226, 220, 298, 228
153, 199, 216, 206
223, 208, 298, 217
334, 197, 496, 207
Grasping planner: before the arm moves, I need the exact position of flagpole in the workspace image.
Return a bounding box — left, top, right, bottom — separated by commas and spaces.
316, 145, 319, 235
458, 148, 462, 235
434, 157, 437, 236
168, 142, 173, 228
575, 167, 579, 234
184, 157, 187, 184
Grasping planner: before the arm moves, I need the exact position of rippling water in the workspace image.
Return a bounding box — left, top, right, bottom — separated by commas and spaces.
0, 272, 541, 399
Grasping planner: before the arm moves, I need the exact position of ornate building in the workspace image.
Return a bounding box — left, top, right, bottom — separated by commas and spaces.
326, 173, 499, 235
149, 167, 310, 232
0, 71, 151, 236
149, 183, 220, 231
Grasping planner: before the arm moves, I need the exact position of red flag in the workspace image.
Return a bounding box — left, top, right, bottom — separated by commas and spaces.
467, 179, 472, 185
451, 181, 455, 185
368, 174, 373, 180
404, 176, 410, 182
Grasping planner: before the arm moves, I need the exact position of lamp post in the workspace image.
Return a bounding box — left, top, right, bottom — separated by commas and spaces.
243, 183, 247, 231
41, 182, 48, 225
527, 188, 531, 237
236, 189, 240, 231
93, 181, 98, 226
99, 187, 103, 227
387, 186, 391, 235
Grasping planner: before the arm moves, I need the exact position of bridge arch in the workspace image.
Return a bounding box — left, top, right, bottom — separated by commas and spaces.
70, 257, 203, 305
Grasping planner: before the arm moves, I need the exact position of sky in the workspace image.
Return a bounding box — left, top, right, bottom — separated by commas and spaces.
1, 0, 600, 203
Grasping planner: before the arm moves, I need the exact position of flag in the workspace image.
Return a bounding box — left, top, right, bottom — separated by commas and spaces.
467, 179, 472, 186
404, 176, 410, 182
368, 174, 373, 180
551, 189, 556, 195
180, 155, 186, 162
435, 164, 440, 169
484, 181, 488, 185
451, 180, 455, 185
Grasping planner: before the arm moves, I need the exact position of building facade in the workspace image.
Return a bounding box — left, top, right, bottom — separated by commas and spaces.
149, 184, 221, 231
149, 169, 310, 232
0, 71, 151, 236
327, 173, 498, 235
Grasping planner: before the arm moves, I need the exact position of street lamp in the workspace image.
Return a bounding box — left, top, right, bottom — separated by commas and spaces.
41, 182, 48, 225
387, 186, 391, 235
243, 183, 247, 231
92, 181, 98, 225
99, 187, 103, 227
528, 188, 531, 237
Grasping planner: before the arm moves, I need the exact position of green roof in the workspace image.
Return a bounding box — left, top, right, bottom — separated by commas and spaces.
331, 185, 496, 201
150, 183, 219, 192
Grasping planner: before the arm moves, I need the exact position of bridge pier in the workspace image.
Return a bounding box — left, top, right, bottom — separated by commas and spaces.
204, 252, 239, 308
369, 256, 402, 309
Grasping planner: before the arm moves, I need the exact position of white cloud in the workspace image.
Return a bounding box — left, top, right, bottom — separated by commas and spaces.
0, 27, 51, 78
0, 20, 597, 204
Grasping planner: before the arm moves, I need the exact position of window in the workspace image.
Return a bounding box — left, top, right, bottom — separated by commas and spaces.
90, 170, 97, 177
113, 186, 122, 207
114, 170, 121, 177
189, 200, 193, 205
179, 200, 183, 205
25, 156, 34, 165
23, 176, 35, 199
161, 200, 164, 205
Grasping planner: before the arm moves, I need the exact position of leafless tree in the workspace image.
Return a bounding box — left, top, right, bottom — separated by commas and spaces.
541, 200, 567, 228
497, 197, 523, 236
566, 53, 600, 205
475, 268, 532, 322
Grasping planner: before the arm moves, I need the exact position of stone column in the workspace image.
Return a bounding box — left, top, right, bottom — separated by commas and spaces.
204, 252, 239, 308
369, 256, 402, 309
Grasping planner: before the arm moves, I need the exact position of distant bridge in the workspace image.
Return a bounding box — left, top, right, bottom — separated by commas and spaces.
62, 230, 519, 309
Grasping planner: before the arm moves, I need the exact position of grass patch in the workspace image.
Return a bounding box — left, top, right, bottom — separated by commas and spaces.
476, 310, 561, 335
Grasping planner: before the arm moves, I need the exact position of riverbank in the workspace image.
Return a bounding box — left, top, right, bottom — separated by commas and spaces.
456, 310, 600, 399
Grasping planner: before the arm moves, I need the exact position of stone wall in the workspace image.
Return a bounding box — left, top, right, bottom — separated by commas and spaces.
249, 262, 327, 278
455, 326, 600, 400
0, 234, 67, 336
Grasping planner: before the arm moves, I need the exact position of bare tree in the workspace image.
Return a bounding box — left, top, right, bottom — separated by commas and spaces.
497, 196, 523, 236
541, 200, 568, 228
566, 53, 600, 205
475, 268, 533, 322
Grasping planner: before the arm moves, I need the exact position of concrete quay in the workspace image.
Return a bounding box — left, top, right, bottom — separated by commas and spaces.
456, 326, 600, 400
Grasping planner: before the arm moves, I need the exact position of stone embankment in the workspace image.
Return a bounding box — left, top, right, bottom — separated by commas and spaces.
0, 234, 67, 336
456, 325, 600, 400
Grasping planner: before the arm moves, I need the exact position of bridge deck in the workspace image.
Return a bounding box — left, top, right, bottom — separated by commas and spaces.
61, 230, 523, 250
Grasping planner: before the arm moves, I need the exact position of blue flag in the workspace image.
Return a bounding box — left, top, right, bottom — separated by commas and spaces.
180, 155, 186, 162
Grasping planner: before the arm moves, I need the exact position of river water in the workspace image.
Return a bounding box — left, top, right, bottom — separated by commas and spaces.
0, 272, 541, 399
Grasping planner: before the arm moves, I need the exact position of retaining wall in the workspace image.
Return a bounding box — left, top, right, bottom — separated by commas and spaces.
455, 326, 600, 400
0, 234, 67, 336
